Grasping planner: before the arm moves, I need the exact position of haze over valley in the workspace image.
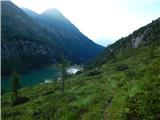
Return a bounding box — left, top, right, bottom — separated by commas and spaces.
12, 0, 160, 46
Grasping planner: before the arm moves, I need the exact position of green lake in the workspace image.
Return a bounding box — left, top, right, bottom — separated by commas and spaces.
1, 66, 60, 92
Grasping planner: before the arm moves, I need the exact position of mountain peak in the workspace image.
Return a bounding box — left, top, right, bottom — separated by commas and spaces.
41, 8, 63, 17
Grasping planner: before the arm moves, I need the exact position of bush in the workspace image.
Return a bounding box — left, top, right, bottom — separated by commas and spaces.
125, 69, 136, 77
12, 97, 29, 106
124, 77, 160, 120
115, 64, 129, 71
75, 70, 83, 75
85, 68, 102, 76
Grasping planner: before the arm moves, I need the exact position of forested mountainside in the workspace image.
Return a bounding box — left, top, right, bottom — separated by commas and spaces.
23, 8, 104, 63
1, 1, 64, 75
1, 1, 104, 75
2, 17, 160, 120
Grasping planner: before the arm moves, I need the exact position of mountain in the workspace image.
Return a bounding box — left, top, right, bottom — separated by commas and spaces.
87, 18, 160, 69
2, 18, 160, 120
21, 7, 39, 19
1, 1, 64, 75
1, 1, 104, 75
23, 8, 105, 63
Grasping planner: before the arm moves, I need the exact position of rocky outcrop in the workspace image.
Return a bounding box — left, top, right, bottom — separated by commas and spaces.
131, 35, 144, 48
131, 28, 152, 48
87, 17, 160, 69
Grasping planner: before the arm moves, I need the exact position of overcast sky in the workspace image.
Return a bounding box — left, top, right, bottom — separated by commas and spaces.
11, 0, 160, 46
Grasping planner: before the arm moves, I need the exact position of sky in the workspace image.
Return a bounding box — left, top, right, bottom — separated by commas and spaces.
11, 0, 160, 46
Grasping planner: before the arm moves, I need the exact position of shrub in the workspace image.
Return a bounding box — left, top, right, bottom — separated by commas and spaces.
12, 97, 29, 106
115, 64, 129, 71
75, 70, 83, 75
125, 69, 136, 77
85, 68, 102, 76
11, 71, 21, 101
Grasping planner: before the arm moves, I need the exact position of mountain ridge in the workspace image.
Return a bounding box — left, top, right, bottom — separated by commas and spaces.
1, 1, 67, 75
21, 7, 39, 19
1, 1, 104, 75
87, 17, 160, 69
23, 7, 105, 63
2, 16, 160, 119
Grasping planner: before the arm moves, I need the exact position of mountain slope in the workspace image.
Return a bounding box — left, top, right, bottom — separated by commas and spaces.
1, 1, 64, 75
2, 48, 160, 120
23, 8, 105, 63
2, 18, 160, 119
21, 7, 39, 19
87, 18, 160, 69
2, 1, 104, 75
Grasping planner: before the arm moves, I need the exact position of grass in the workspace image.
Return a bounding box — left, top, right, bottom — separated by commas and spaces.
2, 47, 160, 120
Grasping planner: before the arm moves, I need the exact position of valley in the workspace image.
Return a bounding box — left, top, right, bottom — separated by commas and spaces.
1, 1, 104, 75
2, 46, 160, 120
1, 1, 160, 120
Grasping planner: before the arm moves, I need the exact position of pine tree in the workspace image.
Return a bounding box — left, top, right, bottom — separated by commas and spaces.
11, 71, 21, 101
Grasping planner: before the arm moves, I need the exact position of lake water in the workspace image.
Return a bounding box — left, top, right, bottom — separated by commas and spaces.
1, 66, 60, 92
1, 65, 83, 93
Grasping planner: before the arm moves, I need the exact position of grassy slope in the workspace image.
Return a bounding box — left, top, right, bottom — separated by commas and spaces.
2, 46, 160, 120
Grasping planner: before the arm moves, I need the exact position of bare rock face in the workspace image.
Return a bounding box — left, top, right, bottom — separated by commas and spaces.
87, 18, 160, 69
131, 28, 152, 48
131, 34, 144, 48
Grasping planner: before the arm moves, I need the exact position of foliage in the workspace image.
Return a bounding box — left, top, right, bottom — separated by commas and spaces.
12, 97, 29, 106
2, 46, 160, 120
85, 68, 102, 76
1, 5, 160, 119
115, 64, 129, 71
87, 17, 160, 69
1, 1, 104, 76
11, 71, 21, 101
